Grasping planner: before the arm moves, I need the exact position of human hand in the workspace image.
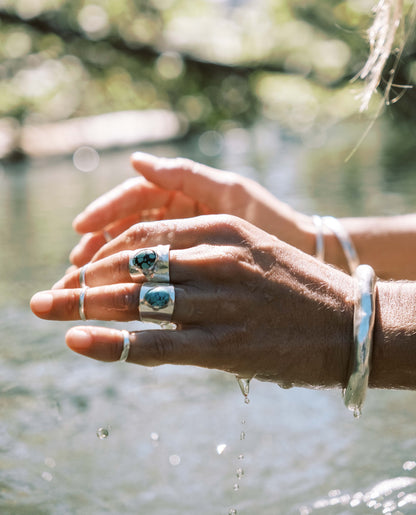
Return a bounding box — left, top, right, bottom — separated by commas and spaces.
70, 153, 313, 267
31, 215, 353, 388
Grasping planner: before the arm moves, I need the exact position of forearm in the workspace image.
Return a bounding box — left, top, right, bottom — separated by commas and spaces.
371, 280, 416, 389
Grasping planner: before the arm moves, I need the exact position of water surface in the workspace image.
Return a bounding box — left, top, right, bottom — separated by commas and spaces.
1, 120, 416, 514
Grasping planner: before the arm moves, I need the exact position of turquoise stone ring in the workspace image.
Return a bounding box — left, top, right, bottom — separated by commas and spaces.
139, 283, 175, 323
129, 245, 170, 282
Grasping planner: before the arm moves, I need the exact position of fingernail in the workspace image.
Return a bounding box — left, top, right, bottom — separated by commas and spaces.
66, 328, 92, 351
30, 292, 53, 314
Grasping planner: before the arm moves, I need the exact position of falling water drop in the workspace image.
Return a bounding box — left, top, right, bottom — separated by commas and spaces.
228, 509, 237, 515
240, 431, 246, 441
236, 377, 250, 398
96, 427, 109, 439
217, 443, 227, 455
150, 432, 160, 442
236, 468, 244, 480
233, 483, 240, 491
238, 454, 244, 460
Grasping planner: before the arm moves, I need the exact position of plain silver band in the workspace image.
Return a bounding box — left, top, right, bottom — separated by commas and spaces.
322, 216, 359, 274
129, 244, 170, 282
119, 330, 131, 362
344, 264, 376, 417
312, 215, 325, 262
79, 264, 88, 288
139, 283, 175, 323
79, 287, 88, 321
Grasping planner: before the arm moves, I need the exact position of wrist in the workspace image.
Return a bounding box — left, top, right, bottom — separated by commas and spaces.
371, 281, 416, 389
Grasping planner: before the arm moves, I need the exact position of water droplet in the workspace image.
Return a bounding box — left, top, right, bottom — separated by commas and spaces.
41, 471, 53, 482
236, 377, 250, 397
217, 444, 227, 455
241, 419, 246, 425
240, 431, 246, 441
244, 396, 250, 404
236, 468, 244, 480
238, 454, 244, 460
96, 427, 109, 439
233, 483, 240, 491
169, 454, 181, 466
228, 509, 237, 515
150, 432, 160, 442
403, 461, 416, 471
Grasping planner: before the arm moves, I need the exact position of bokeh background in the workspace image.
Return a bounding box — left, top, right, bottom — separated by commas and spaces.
2, 1, 416, 514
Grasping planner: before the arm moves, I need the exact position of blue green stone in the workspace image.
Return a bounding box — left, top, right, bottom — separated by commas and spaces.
145, 289, 170, 309
133, 249, 157, 271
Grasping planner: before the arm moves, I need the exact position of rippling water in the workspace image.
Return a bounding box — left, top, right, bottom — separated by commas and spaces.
1, 120, 416, 514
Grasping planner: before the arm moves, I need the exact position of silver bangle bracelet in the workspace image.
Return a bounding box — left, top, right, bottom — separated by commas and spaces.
312, 215, 325, 262
322, 216, 359, 274
344, 264, 377, 418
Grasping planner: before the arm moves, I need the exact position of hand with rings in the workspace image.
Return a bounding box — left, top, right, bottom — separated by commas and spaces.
31, 214, 356, 388
69, 152, 311, 269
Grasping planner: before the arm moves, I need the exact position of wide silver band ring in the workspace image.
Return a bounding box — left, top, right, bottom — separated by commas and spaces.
119, 329, 131, 362
79, 264, 88, 288
129, 245, 170, 282
79, 287, 88, 321
139, 283, 175, 323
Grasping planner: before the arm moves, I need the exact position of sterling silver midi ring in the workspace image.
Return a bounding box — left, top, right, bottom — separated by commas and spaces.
79, 287, 88, 321
119, 329, 131, 362
79, 264, 89, 288
129, 245, 170, 282
139, 283, 175, 323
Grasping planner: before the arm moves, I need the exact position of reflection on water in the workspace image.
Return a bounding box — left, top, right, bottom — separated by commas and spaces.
1, 119, 416, 514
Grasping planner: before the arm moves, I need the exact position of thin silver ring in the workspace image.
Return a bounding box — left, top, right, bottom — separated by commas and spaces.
119, 330, 131, 362
139, 283, 175, 324
79, 287, 88, 321
129, 245, 170, 282
103, 230, 112, 243
312, 215, 325, 262
79, 264, 88, 288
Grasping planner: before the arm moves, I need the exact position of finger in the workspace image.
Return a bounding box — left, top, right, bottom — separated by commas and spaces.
91, 214, 248, 262
70, 214, 142, 267
31, 280, 245, 324
53, 250, 134, 289
65, 326, 223, 368
131, 152, 239, 213
55, 244, 250, 289
72, 177, 171, 234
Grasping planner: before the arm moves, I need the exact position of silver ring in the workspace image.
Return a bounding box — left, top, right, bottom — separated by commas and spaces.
103, 230, 112, 243
79, 264, 89, 288
139, 283, 175, 323
129, 245, 170, 282
119, 330, 131, 362
79, 287, 88, 321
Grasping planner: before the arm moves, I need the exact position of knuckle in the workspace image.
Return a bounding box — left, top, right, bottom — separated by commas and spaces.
151, 332, 174, 364
112, 284, 139, 314
117, 250, 132, 276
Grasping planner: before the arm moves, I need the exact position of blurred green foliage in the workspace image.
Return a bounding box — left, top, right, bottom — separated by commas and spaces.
0, 0, 415, 157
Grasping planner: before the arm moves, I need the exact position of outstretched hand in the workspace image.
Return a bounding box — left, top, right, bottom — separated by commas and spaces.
31, 214, 353, 388
70, 153, 312, 267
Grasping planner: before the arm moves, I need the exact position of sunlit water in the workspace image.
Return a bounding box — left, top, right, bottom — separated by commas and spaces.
1, 119, 416, 514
